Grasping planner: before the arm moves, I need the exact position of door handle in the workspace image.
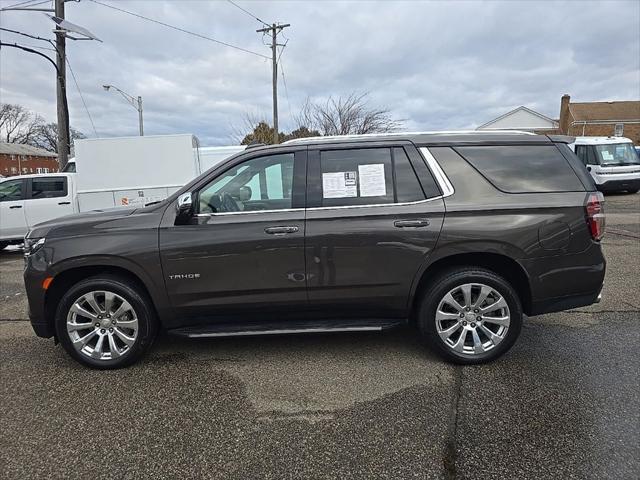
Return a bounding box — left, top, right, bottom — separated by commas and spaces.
264, 226, 299, 235
394, 219, 430, 228
9, 205, 22, 209
58, 201, 71, 205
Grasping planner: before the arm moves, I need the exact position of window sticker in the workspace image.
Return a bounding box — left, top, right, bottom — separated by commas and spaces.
358, 163, 386, 197
322, 171, 358, 198
601, 151, 614, 161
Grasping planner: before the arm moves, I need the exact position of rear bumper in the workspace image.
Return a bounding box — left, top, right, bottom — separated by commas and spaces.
530, 287, 603, 316
596, 178, 640, 192
523, 243, 606, 316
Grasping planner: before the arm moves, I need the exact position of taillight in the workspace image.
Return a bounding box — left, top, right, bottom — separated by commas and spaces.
585, 192, 605, 241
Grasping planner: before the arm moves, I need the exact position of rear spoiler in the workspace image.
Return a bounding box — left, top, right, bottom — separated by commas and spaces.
547, 135, 575, 144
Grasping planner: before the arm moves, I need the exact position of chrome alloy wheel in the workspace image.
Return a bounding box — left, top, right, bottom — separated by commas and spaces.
66, 291, 139, 361
435, 283, 510, 356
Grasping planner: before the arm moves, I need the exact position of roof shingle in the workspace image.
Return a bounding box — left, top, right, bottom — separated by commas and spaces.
0, 143, 57, 157
569, 101, 640, 122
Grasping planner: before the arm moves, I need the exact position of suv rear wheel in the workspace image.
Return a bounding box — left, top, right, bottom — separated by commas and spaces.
55, 275, 157, 369
418, 267, 523, 364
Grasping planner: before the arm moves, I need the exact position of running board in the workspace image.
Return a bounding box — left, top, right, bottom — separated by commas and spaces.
168, 319, 406, 339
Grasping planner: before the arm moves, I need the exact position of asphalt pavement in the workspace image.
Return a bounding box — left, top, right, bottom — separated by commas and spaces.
1, 193, 638, 479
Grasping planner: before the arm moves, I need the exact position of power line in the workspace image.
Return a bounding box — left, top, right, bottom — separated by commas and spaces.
89, 0, 269, 59
2, 0, 45, 9
0, 26, 53, 44
65, 53, 98, 137
1, 0, 52, 10
276, 38, 288, 64
226, 0, 269, 27
278, 48, 293, 124
8, 41, 54, 51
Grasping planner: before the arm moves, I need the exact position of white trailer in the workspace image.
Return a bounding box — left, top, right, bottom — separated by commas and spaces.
199, 145, 245, 172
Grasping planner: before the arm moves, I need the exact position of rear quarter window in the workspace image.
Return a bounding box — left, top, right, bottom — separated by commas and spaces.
455, 145, 585, 193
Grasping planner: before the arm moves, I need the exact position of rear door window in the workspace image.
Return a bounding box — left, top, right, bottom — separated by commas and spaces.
30, 177, 68, 199
314, 147, 433, 207
456, 145, 585, 193
394, 147, 426, 203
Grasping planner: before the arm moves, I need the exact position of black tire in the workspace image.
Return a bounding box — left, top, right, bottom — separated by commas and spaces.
0, 242, 8, 252
55, 275, 157, 369
627, 189, 639, 194
418, 267, 523, 365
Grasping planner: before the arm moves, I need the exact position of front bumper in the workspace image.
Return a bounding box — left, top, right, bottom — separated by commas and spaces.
24, 251, 54, 338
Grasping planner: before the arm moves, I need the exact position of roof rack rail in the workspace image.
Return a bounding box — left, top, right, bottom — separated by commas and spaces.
245, 142, 266, 149
282, 130, 537, 145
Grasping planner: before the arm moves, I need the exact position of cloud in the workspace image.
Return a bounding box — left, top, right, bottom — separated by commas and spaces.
1, 0, 638, 145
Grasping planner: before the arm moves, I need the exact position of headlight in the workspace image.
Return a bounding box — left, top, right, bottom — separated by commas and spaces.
24, 237, 45, 256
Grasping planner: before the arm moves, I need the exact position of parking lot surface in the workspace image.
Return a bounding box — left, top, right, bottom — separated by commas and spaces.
1, 193, 639, 479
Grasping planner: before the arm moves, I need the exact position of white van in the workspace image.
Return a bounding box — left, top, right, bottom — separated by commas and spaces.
0, 173, 76, 249
569, 137, 640, 193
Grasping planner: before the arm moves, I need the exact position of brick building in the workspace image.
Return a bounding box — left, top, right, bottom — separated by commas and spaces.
0, 143, 58, 177
559, 95, 640, 144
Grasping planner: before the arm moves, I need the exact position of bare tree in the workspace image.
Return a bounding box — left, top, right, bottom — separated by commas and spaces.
32, 122, 85, 153
0, 103, 85, 152
294, 92, 402, 136
0, 103, 44, 144
230, 111, 270, 145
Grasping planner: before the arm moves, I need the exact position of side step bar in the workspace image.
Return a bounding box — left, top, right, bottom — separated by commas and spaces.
168, 319, 406, 339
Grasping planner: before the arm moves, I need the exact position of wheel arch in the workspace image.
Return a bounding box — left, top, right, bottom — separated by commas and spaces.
44, 264, 163, 333
409, 252, 533, 320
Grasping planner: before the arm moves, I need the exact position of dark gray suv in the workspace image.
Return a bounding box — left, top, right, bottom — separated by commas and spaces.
23, 132, 606, 369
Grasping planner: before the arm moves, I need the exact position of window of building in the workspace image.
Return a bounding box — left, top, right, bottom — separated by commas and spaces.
31, 177, 67, 198
614, 123, 624, 137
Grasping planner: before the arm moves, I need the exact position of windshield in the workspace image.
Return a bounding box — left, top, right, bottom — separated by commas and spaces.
62, 162, 76, 173
594, 143, 640, 166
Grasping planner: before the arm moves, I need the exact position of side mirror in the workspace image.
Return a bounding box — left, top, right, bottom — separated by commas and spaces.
176, 192, 193, 216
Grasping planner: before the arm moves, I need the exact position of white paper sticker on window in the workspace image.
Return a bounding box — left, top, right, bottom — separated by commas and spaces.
322, 171, 358, 198
358, 163, 386, 197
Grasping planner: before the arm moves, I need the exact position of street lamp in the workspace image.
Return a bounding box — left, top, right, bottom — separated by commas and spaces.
103, 85, 144, 136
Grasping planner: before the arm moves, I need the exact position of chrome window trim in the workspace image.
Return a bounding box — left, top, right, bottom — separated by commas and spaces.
306, 195, 444, 212
192, 147, 455, 216
419, 147, 455, 197
195, 207, 304, 217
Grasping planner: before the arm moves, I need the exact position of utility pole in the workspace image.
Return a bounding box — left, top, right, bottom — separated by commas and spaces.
55, 0, 70, 169
256, 23, 290, 144
137, 96, 144, 136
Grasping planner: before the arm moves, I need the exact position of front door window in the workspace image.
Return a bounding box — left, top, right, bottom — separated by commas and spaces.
198, 153, 295, 214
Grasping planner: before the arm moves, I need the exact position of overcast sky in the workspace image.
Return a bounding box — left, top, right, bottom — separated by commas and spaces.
1, 0, 638, 145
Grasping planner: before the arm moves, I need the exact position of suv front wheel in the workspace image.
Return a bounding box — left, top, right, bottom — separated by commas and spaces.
419, 267, 523, 364
55, 275, 157, 369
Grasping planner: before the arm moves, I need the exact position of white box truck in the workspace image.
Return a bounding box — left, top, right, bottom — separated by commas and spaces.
75, 134, 201, 210
0, 134, 245, 249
